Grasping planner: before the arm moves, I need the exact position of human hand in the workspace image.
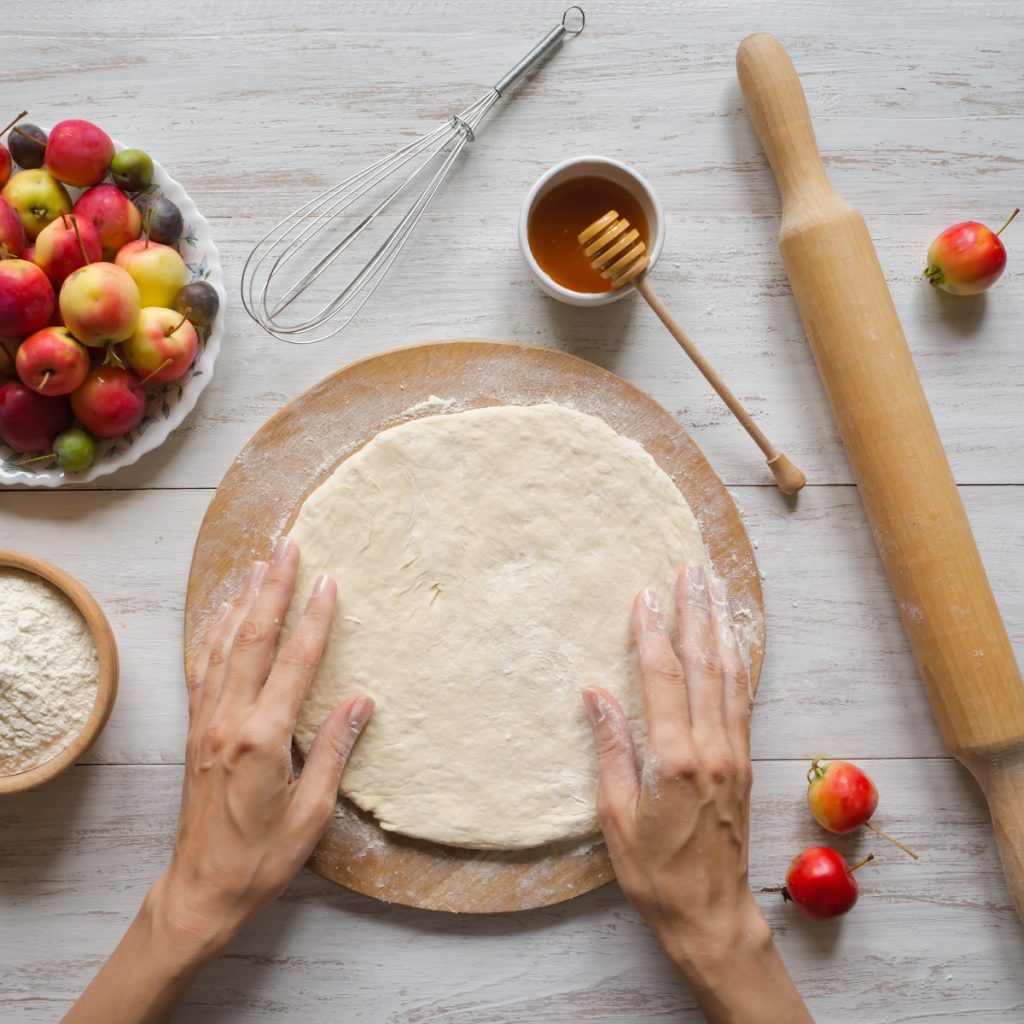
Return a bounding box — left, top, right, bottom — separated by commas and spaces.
63, 539, 373, 1024
584, 563, 811, 1023
153, 537, 373, 956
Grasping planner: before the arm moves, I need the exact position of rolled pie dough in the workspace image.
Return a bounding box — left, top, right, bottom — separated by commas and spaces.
288, 403, 707, 850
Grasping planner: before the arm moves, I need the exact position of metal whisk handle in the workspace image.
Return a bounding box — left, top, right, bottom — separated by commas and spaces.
493, 6, 585, 95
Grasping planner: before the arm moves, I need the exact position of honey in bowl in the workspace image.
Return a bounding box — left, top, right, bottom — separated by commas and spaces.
527, 175, 650, 294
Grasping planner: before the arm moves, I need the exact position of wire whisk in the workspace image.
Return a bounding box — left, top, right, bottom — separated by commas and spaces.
241, 7, 585, 344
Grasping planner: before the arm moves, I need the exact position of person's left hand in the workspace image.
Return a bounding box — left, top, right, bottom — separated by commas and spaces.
150, 536, 372, 956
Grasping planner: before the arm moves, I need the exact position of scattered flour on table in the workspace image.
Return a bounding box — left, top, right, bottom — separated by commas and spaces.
0, 569, 98, 775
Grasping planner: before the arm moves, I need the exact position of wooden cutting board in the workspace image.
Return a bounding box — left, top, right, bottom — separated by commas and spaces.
184, 340, 764, 913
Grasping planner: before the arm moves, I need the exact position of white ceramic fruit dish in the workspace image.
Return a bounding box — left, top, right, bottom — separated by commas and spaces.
0, 141, 225, 487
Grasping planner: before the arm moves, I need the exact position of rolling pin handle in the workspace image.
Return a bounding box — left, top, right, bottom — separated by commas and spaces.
766, 450, 806, 495
736, 33, 832, 206
967, 749, 1024, 921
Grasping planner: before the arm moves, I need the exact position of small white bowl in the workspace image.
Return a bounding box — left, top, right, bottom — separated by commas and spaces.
519, 156, 665, 306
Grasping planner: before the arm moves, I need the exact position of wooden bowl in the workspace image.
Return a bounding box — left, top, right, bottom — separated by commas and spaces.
0, 551, 119, 795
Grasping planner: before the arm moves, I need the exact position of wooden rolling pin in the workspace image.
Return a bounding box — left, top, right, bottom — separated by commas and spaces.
737, 33, 1024, 922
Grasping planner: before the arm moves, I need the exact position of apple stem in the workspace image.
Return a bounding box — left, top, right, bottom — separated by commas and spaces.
38, 371, 50, 393
807, 755, 828, 784
169, 310, 190, 335
849, 853, 875, 874
12, 126, 44, 149
134, 358, 172, 389
143, 207, 153, 248
69, 215, 90, 266
0, 111, 28, 138
103, 345, 126, 369
865, 821, 919, 860
16, 452, 55, 466
995, 208, 1020, 237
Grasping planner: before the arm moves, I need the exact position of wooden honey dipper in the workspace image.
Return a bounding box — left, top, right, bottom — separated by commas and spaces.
579, 210, 805, 495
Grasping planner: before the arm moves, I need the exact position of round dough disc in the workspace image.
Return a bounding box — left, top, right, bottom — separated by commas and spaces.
288, 403, 707, 850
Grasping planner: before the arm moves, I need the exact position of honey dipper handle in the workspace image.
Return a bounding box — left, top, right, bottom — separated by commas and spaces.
635, 277, 805, 494
736, 33, 832, 207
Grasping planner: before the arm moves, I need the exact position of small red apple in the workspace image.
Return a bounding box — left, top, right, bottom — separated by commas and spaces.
0, 378, 72, 452
123, 307, 198, 383
807, 757, 877, 833
34, 213, 102, 286
0, 258, 55, 338
925, 208, 1018, 295
72, 184, 143, 260
44, 119, 114, 188
16, 326, 89, 396
71, 366, 146, 438
806, 757, 917, 859
0, 196, 25, 257
783, 848, 873, 921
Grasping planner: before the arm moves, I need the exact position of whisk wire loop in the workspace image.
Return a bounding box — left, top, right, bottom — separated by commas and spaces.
241, 9, 584, 343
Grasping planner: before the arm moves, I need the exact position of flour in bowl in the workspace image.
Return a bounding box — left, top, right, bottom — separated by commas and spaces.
0, 568, 99, 775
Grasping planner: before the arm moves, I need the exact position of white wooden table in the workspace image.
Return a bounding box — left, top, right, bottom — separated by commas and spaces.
3, 1, 1024, 1020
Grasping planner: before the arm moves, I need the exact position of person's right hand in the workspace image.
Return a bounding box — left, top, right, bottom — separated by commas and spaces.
156, 538, 373, 956
583, 562, 814, 1024
63, 538, 374, 1024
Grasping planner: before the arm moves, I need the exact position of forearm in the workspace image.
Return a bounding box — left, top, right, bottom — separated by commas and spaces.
62, 873, 228, 1024
662, 907, 815, 1024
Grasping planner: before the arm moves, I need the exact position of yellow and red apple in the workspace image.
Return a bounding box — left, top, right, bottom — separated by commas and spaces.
35, 214, 102, 286
0, 196, 25, 256
123, 306, 198, 382
1, 168, 72, 240
59, 262, 140, 346
115, 239, 188, 309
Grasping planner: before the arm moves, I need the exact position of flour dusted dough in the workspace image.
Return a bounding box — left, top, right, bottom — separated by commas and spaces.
288, 404, 706, 849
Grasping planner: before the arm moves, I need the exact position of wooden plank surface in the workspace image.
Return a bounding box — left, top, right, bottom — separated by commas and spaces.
1, 0, 1023, 1020
2, 762, 1023, 1024
3, 484, 1017, 766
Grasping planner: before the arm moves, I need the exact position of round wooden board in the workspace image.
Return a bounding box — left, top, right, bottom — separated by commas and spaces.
184, 340, 764, 914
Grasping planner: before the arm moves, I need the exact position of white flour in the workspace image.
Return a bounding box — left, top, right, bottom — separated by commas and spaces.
0, 568, 98, 775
